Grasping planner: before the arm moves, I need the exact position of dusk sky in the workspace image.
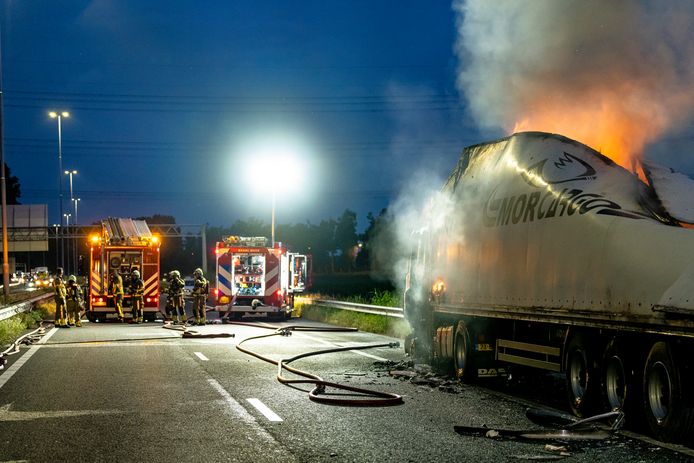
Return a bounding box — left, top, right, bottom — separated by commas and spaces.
3, 1, 694, 231
1, 1, 482, 230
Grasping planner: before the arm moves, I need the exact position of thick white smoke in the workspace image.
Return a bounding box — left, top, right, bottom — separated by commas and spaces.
453, 0, 694, 168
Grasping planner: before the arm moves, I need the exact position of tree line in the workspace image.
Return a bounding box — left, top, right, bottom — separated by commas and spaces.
140, 208, 396, 277
3, 163, 400, 279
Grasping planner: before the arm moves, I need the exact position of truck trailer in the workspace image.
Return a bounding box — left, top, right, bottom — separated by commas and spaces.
404, 132, 694, 443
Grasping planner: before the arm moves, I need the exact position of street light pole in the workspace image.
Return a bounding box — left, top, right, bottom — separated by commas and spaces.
49, 110, 69, 271
73, 198, 80, 275
64, 169, 76, 274
63, 213, 71, 273
73, 198, 80, 226
65, 170, 76, 215
271, 186, 276, 247
0, 25, 9, 297
52, 224, 60, 270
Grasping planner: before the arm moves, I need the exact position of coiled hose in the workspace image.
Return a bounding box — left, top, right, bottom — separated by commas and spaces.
233, 322, 404, 407
0, 323, 47, 369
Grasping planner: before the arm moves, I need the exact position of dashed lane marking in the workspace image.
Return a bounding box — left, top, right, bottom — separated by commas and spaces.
246, 398, 283, 422
207, 378, 278, 444
0, 327, 58, 390
194, 352, 209, 361
299, 334, 389, 362
0, 403, 122, 421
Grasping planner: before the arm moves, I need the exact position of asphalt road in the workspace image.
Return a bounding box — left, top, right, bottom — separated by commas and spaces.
0, 318, 692, 462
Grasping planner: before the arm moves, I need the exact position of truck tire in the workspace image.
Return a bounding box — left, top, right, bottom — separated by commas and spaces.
454, 321, 476, 382
642, 341, 694, 443
601, 338, 644, 426
565, 333, 600, 417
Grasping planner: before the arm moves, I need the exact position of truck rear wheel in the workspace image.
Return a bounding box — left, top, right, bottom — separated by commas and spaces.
565, 333, 600, 417
601, 338, 644, 426
642, 341, 694, 443
454, 321, 475, 382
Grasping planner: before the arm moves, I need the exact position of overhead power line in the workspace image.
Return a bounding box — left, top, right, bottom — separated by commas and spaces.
21, 188, 395, 201
4, 137, 474, 159
3, 88, 466, 114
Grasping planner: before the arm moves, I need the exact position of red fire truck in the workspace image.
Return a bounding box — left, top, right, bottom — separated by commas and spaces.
214, 236, 311, 319
87, 218, 161, 322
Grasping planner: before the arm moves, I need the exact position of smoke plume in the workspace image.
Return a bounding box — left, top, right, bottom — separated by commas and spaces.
453, 0, 694, 169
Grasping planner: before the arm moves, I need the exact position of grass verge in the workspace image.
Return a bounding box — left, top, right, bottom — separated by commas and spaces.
297, 301, 411, 339
0, 300, 52, 346
0, 289, 51, 307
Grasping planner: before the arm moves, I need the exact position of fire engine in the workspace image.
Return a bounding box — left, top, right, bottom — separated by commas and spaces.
87, 218, 161, 321
214, 236, 311, 319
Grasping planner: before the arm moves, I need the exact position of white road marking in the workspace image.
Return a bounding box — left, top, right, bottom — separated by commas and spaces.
0, 403, 122, 421
207, 379, 277, 444
194, 352, 209, 361
246, 398, 283, 422
299, 334, 389, 362
0, 327, 59, 390
36, 327, 59, 344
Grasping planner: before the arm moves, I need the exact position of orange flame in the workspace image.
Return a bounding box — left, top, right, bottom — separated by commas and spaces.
510, 87, 676, 181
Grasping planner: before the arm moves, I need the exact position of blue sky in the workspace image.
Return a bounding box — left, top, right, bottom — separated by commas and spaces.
1, 1, 481, 230
4, 1, 694, 232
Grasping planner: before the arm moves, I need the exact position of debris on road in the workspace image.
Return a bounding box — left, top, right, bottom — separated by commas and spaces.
389, 370, 416, 378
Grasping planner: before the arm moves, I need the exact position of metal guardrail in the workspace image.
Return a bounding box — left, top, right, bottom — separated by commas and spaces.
0, 292, 53, 322
303, 298, 404, 319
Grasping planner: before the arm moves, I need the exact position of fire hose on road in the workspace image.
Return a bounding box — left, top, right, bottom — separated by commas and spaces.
6, 311, 403, 406
232, 322, 404, 407
0, 324, 48, 370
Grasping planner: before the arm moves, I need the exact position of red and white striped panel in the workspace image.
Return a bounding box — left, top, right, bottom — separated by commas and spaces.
265, 254, 280, 297
144, 272, 159, 296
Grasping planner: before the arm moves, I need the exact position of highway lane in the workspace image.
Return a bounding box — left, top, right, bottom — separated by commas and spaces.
0, 320, 691, 462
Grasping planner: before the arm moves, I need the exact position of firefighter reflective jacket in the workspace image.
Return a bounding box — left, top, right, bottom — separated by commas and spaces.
193, 276, 208, 297
53, 277, 67, 300
129, 277, 145, 296
110, 274, 124, 295
66, 283, 82, 302
169, 276, 185, 296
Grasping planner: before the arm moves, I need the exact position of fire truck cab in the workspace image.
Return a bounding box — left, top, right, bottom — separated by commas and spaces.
214, 236, 311, 319
87, 218, 161, 322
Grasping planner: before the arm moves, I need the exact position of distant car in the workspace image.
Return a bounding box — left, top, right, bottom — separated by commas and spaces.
183, 277, 195, 295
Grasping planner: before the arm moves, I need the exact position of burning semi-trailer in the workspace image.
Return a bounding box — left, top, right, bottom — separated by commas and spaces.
404, 131, 694, 443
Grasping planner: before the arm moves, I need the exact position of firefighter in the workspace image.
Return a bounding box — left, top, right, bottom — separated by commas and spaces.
66, 275, 82, 327
167, 270, 186, 324
53, 267, 68, 328
164, 271, 174, 322
129, 269, 145, 324
109, 271, 125, 322
191, 268, 208, 326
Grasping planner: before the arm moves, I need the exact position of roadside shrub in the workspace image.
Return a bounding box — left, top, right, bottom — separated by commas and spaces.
0, 302, 51, 346
370, 290, 400, 307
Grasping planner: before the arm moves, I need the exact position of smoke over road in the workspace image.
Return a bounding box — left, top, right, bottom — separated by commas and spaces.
453, 0, 694, 169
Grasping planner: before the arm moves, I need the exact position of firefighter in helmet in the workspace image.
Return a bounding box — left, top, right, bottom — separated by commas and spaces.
53, 267, 68, 328
166, 270, 186, 324
129, 269, 145, 323
109, 271, 125, 322
191, 268, 208, 326
164, 271, 174, 321
66, 275, 83, 327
